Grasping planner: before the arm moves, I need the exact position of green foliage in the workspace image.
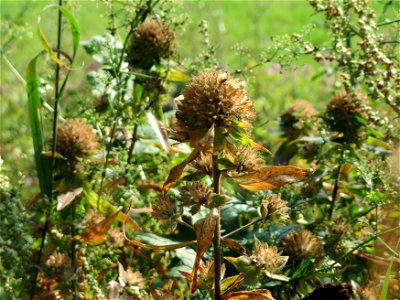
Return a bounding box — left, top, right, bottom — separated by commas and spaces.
1, 0, 399, 299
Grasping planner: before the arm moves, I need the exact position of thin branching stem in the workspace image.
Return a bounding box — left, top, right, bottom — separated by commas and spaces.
328, 148, 345, 220
30, 1, 63, 298
222, 217, 264, 240
212, 153, 222, 300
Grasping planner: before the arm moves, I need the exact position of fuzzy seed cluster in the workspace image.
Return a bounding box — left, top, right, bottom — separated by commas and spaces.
127, 18, 174, 69
173, 71, 256, 144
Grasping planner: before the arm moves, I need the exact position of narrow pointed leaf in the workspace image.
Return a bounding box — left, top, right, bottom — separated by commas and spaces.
76, 210, 119, 245
231, 166, 310, 191
190, 209, 219, 293
27, 54, 52, 198
162, 145, 203, 197
38, 5, 80, 66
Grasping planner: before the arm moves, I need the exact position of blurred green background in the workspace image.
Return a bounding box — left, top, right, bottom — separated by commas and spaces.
1, 0, 397, 195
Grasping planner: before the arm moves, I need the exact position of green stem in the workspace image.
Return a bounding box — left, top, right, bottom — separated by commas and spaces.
212, 153, 222, 300
328, 148, 345, 220
222, 217, 263, 240
30, 1, 63, 298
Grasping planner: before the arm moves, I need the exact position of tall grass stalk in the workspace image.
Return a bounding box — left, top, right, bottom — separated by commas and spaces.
30, 0, 63, 298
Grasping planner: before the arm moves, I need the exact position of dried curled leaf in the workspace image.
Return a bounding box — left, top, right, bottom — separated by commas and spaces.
231, 166, 311, 191
162, 145, 203, 198
223, 289, 275, 300
76, 210, 119, 245
57, 186, 83, 211
190, 208, 219, 293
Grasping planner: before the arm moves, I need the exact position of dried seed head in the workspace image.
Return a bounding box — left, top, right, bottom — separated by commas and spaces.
92, 95, 109, 113
198, 260, 225, 283
358, 284, 378, 300
55, 119, 98, 160
108, 228, 125, 247
325, 90, 368, 144
250, 237, 288, 273
300, 142, 320, 161
192, 152, 213, 175
127, 18, 175, 69
179, 182, 212, 215
260, 193, 289, 222
282, 229, 322, 260
280, 100, 316, 139
121, 268, 146, 288
173, 70, 255, 145
152, 198, 177, 224
227, 144, 263, 173
331, 219, 350, 236
84, 210, 103, 228
45, 252, 71, 269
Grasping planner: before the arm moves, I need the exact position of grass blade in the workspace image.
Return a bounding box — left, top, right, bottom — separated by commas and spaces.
26, 54, 51, 198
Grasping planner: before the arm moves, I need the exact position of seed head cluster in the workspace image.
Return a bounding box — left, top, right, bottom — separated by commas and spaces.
55, 119, 98, 160
127, 18, 175, 69
173, 71, 256, 144
280, 100, 315, 139
282, 229, 321, 260
325, 91, 367, 144
227, 145, 263, 173
179, 182, 212, 215
250, 238, 288, 273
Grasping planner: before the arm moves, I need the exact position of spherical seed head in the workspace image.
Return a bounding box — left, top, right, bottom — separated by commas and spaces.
250, 238, 287, 273
261, 193, 290, 221
127, 18, 175, 69
152, 198, 177, 223
227, 144, 263, 173
55, 119, 98, 160
173, 71, 256, 145
280, 100, 316, 139
282, 229, 322, 260
325, 91, 368, 144
192, 152, 213, 175
179, 182, 212, 214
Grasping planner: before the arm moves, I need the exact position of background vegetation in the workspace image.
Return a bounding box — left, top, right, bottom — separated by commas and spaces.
1, 0, 399, 299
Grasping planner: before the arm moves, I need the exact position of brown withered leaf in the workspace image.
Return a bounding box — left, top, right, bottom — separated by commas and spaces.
249, 140, 271, 155
232, 166, 310, 191
223, 238, 247, 255
57, 186, 83, 211
162, 145, 203, 198
223, 289, 275, 300
76, 211, 119, 245
190, 209, 219, 293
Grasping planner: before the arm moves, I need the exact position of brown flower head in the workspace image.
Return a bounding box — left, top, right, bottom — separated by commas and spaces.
300, 142, 320, 161
331, 219, 350, 236
152, 198, 178, 226
55, 119, 98, 160
250, 237, 288, 273
280, 100, 316, 140
192, 152, 213, 175
260, 193, 289, 222
325, 90, 368, 144
127, 18, 174, 69
282, 229, 322, 260
179, 182, 212, 215
173, 71, 256, 145
108, 228, 125, 247
45, 252, 71, 269
357, 284, 378, 300
227, 144, 263, 173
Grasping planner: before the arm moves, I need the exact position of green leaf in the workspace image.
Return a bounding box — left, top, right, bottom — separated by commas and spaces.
38, 5, 80, 66
379, 259, 393, 300
225, 256, 256, 273
27, 54, 52, 198
166, 69, 189, 82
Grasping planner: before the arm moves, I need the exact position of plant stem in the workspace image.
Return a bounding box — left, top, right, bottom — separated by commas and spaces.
222, 217, 263, 240
212, 153, 222, 300
328, 148, 345, 220
30, 1, 63, 298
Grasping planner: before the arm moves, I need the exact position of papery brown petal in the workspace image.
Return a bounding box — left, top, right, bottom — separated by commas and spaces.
223, 289, 275, 300
190, 209, 219, 293
76, 210, 119, 245
232, 166, 310, 191
57, 186, 83, 211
